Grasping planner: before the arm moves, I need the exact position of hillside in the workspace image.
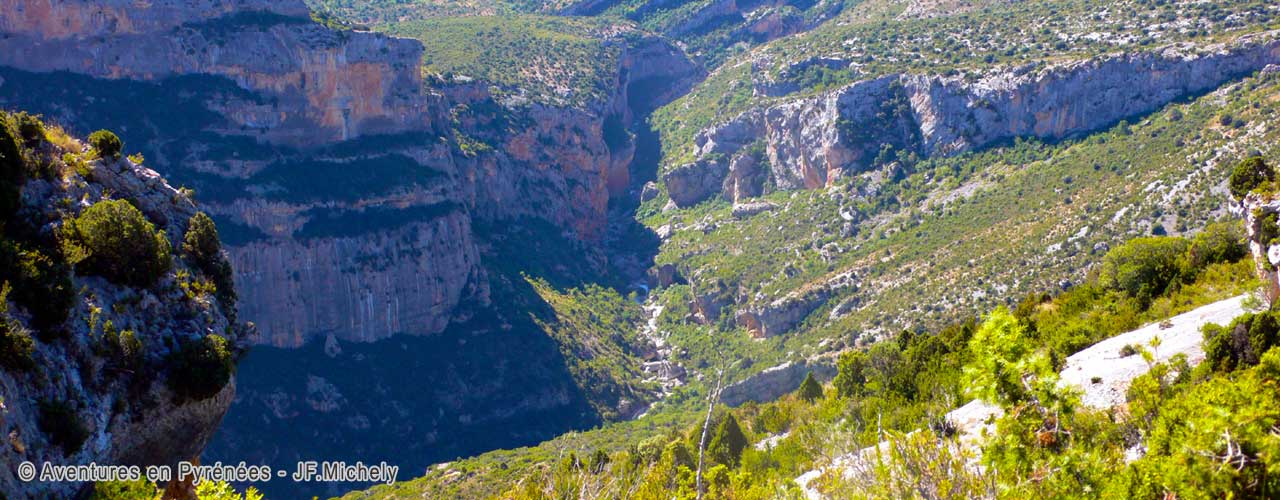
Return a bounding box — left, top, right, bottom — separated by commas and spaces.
5, 0, 1280, 499
0, 112, 247, 498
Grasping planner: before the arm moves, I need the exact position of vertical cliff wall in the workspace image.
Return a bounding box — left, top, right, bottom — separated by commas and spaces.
666, 32, 1280, 207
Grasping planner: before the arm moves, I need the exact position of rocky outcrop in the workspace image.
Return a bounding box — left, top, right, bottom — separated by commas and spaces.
1240, 192, 1280, 304
720, 357, 837, 407
1, 134, 246, 498
735, 270, 858, 338
671, 31, 1280, 207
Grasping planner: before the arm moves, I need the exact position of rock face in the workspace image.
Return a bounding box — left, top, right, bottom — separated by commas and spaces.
735, 270, 858, 338
0, 0, 427, 146
669, 31, 1280, 207
1240, 192, 1280, 304
0, 0, 700, 348
1, 138, 246, 498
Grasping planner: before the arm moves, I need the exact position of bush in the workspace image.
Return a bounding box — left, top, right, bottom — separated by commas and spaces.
0, 243, 74, 338
1228, 156, 1274, 199
1098, 236, 1189, 304
1110, 348, 1280, 498
62, 199, 171, 287
1204, 311, 1280, 372
1258, 211, 1280, 246
833, 350, 868, 399
0, 317, 35, 372
88, 129, 123, 160
0, 283, 35, 371
183, 212, 236, 308
166, 334, 234, 403
13, 112, 44, 146
1185, 221, 1246, 271
91, 480, 160, 500
38, 400, 88, 455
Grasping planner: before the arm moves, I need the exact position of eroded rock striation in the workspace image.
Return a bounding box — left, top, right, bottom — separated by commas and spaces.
668, 31, 1280, 207
0, 0, 700, 348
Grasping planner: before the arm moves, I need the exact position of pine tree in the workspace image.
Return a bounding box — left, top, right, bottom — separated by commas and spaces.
708, 413, 747, 467
798, 371, 824, 402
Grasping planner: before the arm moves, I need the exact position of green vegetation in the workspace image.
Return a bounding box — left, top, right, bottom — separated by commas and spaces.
350, 222, 1260, 498
383, 15, 631, 105
1203, 309, 1280, 372
61, 199, 172, 288
183, 212, 236, 309
91, 479, 264, 500
166, 334, 234, 403
1229, 156, 1274, 199
0, 285, 36, 371
653, 0, 1280, 167
1097, 236, 1190, 305
797, 372, 823, 403
88, 129, 123, 160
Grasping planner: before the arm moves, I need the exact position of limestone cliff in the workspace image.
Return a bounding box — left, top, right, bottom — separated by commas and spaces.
1240, 192, 1280, 305
0, 1, 699, 348
0, 0, 426, 146
0, 118, 246, 498
667, 31, 1280, 207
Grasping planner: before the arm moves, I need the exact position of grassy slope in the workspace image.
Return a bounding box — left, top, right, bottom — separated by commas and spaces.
381, 15, 633, 106
640, 72, 1280, 377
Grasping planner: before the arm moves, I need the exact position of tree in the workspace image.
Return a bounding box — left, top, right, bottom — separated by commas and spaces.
1228, 156, 1273, 199
88, 129, 123, 160
833, 351, 869, 399
61, 199, 172, 287
707, 413, 748, 467
1185, 221, 1246, 271
183, 212, 236, 308
797, 372, 823, 402
1098, 236, 1188, 304
962, 307, 1059, 407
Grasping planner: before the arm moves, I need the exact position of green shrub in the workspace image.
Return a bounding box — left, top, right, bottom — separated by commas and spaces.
183, 212, 236, 308
833, 350, 869, 399
797, 372, 823, 402
38, 400, 88, 455
0, 243, 74, 338
0, 317, 35, 372
1228, 156, 1274, 199
1204, 311, 1280, 372
0, 283, 35, 371
13, 112, 44, 146
1258, 211, 1280, 246
166, 334, 234, 403
61, 199, 172, 287
1098, 236, 1189, 304
1109, 348, 1280, 498
88, 130, 123, 160
1184, 221, 1246, 271
0, 113, 22, 219
90, 479, 160, 500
